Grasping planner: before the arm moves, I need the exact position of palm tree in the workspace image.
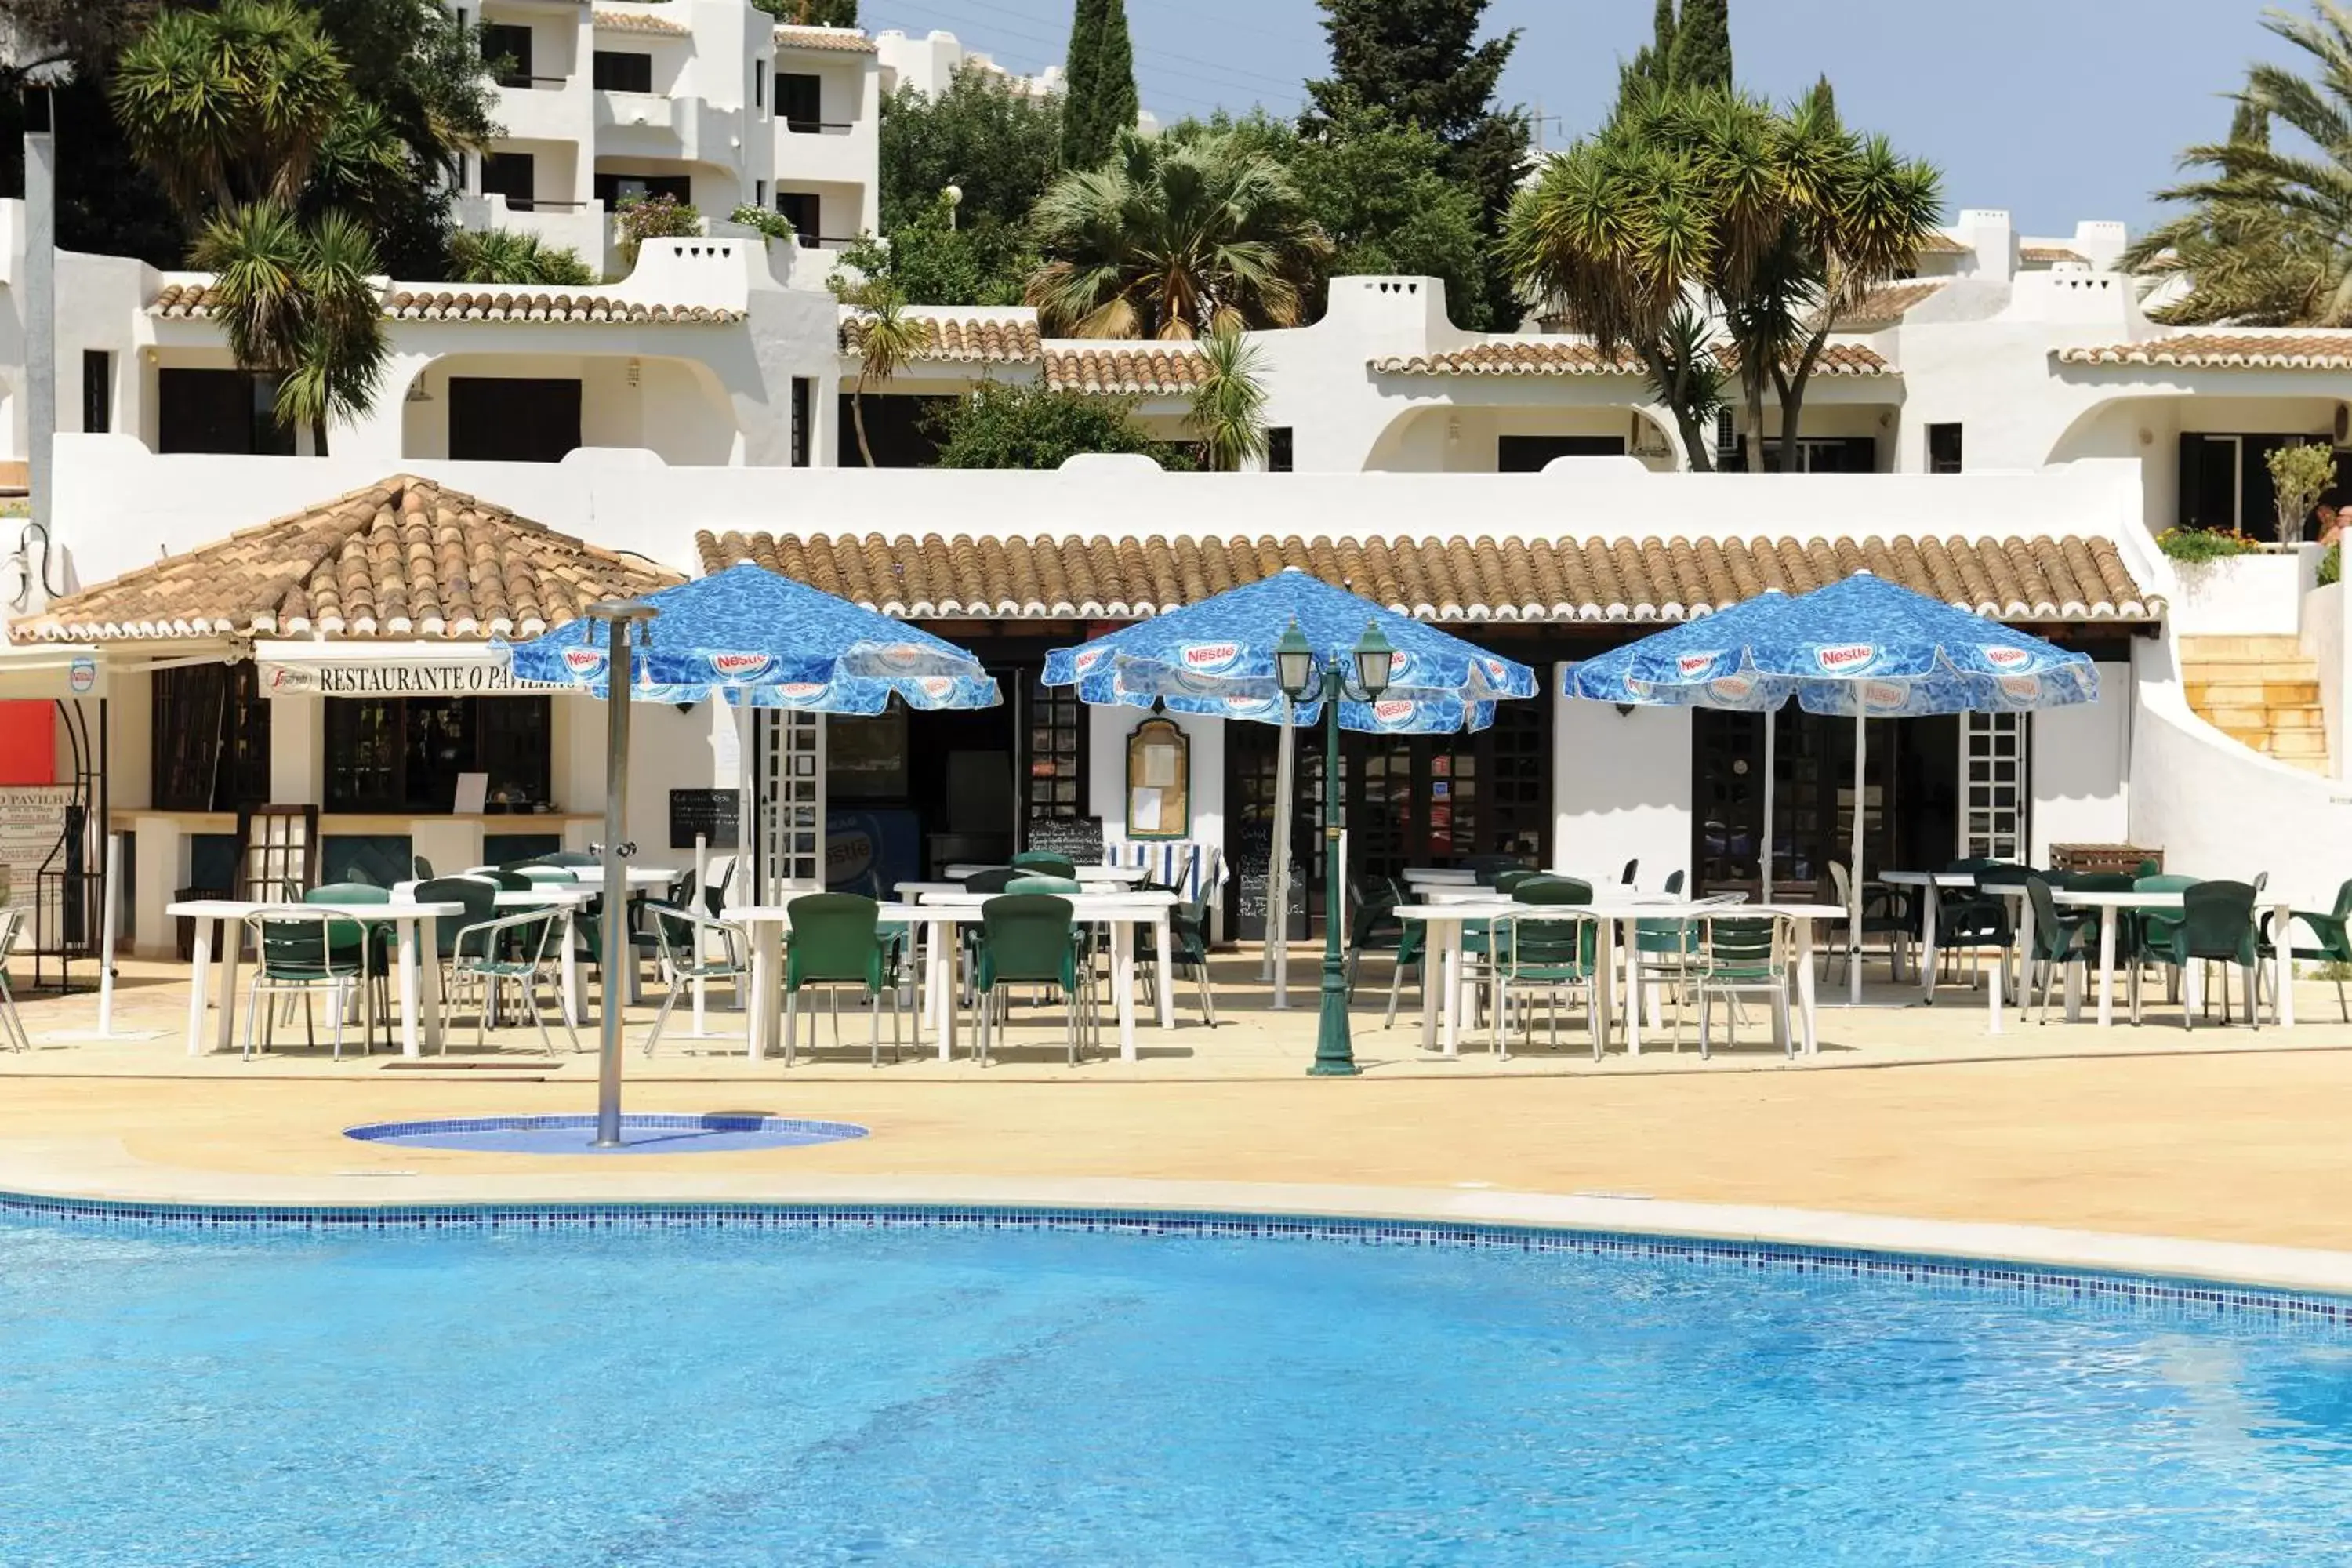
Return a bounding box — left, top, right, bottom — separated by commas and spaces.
111, 0, 349, 222
844, 283, 930, 467
448, 228, 597, 286
1026, 131, 1332, 339
192, 201, 387, 455
1188, 322, 1271, 471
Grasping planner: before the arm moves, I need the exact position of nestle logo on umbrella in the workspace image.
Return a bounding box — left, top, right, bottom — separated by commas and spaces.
1864, 679, 1910, 711
709, 652, 771, 678
1982, 644, 2032, 670
1182, 642, 1243, 673
779, 681, 826, 700
1223, 695, 1276, 717
1073, 647, 1108, 673
1998, 673, 2043, 702
561, 648, 606, 676
878, 643, 925, 670
1372, 699, 1416, 728
1816, 643, 1875, 672
1678, 651, 1722, 677
918, 677, 956, 698
1708, 673, 1754, 702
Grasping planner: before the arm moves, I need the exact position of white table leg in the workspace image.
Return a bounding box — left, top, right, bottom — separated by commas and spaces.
1112, 919, 1138, 1062
1596, 916, 1621, 1056
2096, 909, 2118, 1028
2006, 895, 2036, 1033
185, 919, 213, 1056
215, 927, 241, 1056
1417, 920, 1442, 1051
924, 922, 949, 1037
1793, 918, 1820, 1054
1440, 923, 1462, 1058
397, 923, 425, 1058
1153, 911, 1174, 1030
420, 918, 445, 1054
559, 911, 582, 1029
747, 920, 778, 1061
1918, 886, 1940, 1003
938, 921, 959, 1062
1987, 949, 2005, 1035
2271, 902, 2296, 1026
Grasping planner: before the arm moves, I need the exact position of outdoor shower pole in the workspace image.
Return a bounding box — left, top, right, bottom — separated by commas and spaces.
589, 599, 657, 1148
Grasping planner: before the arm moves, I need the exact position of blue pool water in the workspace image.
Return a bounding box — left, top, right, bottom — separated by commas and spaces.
345, 1113, 871, 1155
3, 1218, 2351, 1566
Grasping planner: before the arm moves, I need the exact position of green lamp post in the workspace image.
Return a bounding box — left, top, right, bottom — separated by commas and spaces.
1274, 616, 1395, 1078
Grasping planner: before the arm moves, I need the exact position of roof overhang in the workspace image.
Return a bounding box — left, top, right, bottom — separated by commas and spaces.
0, 643, 108, 700
250, 640, 556, 698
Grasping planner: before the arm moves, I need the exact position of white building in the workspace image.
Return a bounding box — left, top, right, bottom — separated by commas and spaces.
873, 27, 1160, 137
456, 0, 880, 279
3, 161, 2351, 956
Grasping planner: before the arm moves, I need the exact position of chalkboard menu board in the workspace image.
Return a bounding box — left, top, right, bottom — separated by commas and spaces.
1025, 815, 1103, 864
1232, 822, 1305, 941
668, 788, 739, 850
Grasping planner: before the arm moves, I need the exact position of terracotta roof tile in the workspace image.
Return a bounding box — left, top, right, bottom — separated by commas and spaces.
694, 531, 2160, 624
773, 24, 877, 52
1373, 342, 1642, 376
1714, 343, 1893, 376
838, 312, 1041, 361
594, 9, 689, 35
2055, 333, 2352, 369
2020, 245, 2089, 264
1831, 279, 1946, 328
1043, 347, 1210, 395
154, 281, 739, 325
1915, 233, 1971, 255
14, 476, 682, 644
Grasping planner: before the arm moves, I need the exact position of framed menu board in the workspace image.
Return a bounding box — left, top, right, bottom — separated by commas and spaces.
1124, 718, 1189, 840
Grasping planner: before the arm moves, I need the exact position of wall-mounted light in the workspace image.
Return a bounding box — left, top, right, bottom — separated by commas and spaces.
1614, 702, 1636, 717
405, 379, 433, 404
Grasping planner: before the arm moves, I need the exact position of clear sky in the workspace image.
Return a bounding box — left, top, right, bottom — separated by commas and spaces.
858, 0, 2299, 237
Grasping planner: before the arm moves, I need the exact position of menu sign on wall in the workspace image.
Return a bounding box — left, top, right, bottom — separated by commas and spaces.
0, 786, 76, 906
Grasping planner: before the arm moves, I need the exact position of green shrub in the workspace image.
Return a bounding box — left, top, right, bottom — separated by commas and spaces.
728, 204, 794, 243
2156, 526, 2259, 564
614, 193, 701, 267
2322, 543, 2343, 587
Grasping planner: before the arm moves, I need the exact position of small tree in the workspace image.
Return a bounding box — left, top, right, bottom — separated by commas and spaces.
192, 200, 387, 454
927, 381, 1194, 470
2270, 440, 2340, 543
448, 228, 595, 285
614, 192, 701, 267
1189, 322, 1271, 471
844, 283, 930, 467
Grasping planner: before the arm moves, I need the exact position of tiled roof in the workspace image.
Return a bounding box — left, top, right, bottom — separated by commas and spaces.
1374, 343, 1643, 376
383, 289, 742, 323
594, 9, 689, 35
14, 477, 683, 643
1713, 343, 1893, 377
151, 281, 739, 325
2055, 334, 2352, 370
839, 313, 1040, 361
1831, 279, 1946, 328
2020, 246, 2089, 264
1043, 347, 1211, 395
695, 531, 2160, 624
1915, 234, 1971, 255
774, 24, 877, 52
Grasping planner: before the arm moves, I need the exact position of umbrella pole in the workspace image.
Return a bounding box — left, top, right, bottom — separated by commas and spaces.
1268, 699, 1295, 1009
1849, 706, 1866, 1007
1760, 709, 1776, 905
589, 601, 654, 1149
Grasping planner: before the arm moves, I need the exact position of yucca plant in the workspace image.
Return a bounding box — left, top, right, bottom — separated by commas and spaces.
448, 228, 597, 286
192, 201, 387, 454
844, 283, 931, 467
1188, 321, 1272, 471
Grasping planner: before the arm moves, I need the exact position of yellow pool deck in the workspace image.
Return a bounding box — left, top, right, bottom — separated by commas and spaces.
5, 953, 2352, 1294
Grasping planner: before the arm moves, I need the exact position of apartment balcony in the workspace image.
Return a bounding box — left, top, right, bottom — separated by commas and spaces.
493, 75, 586, 143
774, 118, 872, 188
595, 92, 742, 165
453, 193, 608, 270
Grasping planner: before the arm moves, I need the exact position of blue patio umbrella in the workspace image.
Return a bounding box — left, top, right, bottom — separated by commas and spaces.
502, 563, 997, 1143
1043, 568, 1537, 1013
1566, 572, 2098, 1002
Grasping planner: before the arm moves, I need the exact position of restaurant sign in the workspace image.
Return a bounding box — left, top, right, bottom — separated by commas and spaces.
255, 647, 557, 697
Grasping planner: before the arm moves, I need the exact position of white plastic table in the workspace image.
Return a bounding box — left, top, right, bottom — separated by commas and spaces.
1878, 870, 1979, 1000
2037, 887, 2297, 1028
938, 865, 1149, 887
724, 891, 1178, 1063
1393, 898, 1841, 1059
165, 898, 464, 1059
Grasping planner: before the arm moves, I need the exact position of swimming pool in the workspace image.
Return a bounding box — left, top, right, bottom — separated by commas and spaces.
2, 1209, 2349, 1566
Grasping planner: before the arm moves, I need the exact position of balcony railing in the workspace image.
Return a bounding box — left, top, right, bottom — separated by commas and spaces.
495, 74, 572, 89
495, 198, 593, 212
780, 118, 860, 135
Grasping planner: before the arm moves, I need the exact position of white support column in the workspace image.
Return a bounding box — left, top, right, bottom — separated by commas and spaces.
267, 692, 325, 806
131, 813, 187, 958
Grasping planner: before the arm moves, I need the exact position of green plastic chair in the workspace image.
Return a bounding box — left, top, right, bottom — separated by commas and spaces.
1005, 874, 1082, 895
963, 868, 1023, 894
1011, 851, 1077, 880
2286, 877, 2352, 1021
2122, 873, 2204, 995
1693, 914, 1793, 1061
1344, 873, 1403, 994
1492, 878, 1598, 1061
782, 894, 899, 1067
448, 906, 580, 1055
1490, 868, 1543, 895
973, 894, 1093, 1066
2136, 879, 2258, 1029
1138, 896, 1221, 1027
241, 907, 378, 1061
2021, 874, 2094, 1025
1634, 869, 1699, 1050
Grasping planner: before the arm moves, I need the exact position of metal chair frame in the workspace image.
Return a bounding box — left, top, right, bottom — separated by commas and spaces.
239, 908, 384, 1062
448, 908, 582, 1056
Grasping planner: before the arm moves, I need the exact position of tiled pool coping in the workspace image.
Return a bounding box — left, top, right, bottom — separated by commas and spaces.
5, 1186, 2349, 1330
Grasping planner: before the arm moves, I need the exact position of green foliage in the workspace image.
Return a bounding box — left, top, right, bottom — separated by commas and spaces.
751, 0, 858, 22
1668, 0, 1732, 91
877, 66, 1061, 233
840, 281, 931, 467
2268, 439, 2339, 541
1645, 303, 1728, 466
2320, 543, 2343, 587
833, 196, 1038, 307
1625, 0, 1676, 95
1062, 0, 1138, 172
447, 227, 594, 285
1189, 322, 1271, 471
191, 198, 387, 447
614, 192, 701, 267
1026, 130, 1331, 337
1304, 0, 1529, 327
2156, 527, 2261, 563
1292, 108, 1492, 328
927, 381, 1195, 470
729, 203, 796, 243
2124, 7, 2352, 328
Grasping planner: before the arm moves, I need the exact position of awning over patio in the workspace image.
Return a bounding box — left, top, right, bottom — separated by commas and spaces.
9, 474, 681, 645
695, 529, 2163, 626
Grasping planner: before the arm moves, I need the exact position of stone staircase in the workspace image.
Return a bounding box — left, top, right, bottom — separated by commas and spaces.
2180, 635, 2331, 773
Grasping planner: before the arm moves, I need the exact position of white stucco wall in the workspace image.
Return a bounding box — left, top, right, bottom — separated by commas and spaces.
2028, 661, 2131, 862
1549, 684, 1692, 891
2302, 580, 2347, 780
2169, 550, 2321, 637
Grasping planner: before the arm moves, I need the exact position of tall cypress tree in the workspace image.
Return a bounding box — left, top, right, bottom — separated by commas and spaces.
1629, 0, 1676, 89
1061, 0, 1135, 171
1668, 0, 1732, 89
1305, 0, 1530, 327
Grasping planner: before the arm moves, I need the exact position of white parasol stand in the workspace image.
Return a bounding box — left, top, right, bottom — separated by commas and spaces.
1265, 695, 1296, 1009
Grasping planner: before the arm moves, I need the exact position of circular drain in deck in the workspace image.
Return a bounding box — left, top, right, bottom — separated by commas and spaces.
345, 1113, 869, 1155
